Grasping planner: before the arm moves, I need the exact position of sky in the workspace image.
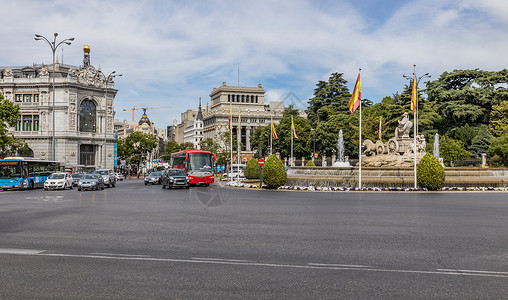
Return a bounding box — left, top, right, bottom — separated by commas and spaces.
2, 0, 508, 129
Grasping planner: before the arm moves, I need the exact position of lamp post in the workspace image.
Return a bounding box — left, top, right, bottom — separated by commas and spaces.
34, 33, 74, 161
100, 71, 122, 169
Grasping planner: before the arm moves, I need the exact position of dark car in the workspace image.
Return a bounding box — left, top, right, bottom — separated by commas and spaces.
78, 173, 105, 191
71, 173, 84, 187
144, 171, 162, 185
161, 168, 189, 189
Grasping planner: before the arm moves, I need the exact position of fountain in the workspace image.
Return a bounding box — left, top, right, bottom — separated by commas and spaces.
433, 133, 440, 158
332, 130, 351, 167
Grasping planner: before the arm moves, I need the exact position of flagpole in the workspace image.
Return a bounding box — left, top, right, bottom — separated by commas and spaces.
358, 69, 362, 189
291, 115, 294, 167
230, 101, 233, 184
270, 116, 273, 155
237, 113, 241, 180
413, 64, 417, 189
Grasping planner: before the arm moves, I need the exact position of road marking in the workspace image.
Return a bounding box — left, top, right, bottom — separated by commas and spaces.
1, 248, 507, 279
90, 252, 152, 258
0, 248, 46, 255
192, 257, 252, 263
437, 269, 508, 275
308, 263, 373, 268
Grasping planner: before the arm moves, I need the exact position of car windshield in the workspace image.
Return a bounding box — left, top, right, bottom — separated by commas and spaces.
149, 171, 161, 177
72, 174, 83, 179
168, 169, 186, 176
187, 153, 213, 172
94, 170, 109, 175
49, 173, 65, 179
83, 174, 98, 179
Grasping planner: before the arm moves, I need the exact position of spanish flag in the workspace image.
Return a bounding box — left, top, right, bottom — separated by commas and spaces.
378, 116, 382, 140
229, 107, 232, 129
271, 117, 278, 139
347, 72, 361, 114
238, 113, 241, 131
411, 73, 417, 115
291, 118, 299, 139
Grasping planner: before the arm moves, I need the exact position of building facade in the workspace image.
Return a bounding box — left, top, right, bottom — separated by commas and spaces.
0, 46, 118, 171
203, 82, 284, 162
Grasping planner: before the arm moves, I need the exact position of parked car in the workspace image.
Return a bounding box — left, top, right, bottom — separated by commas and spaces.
93, 169, 116, 188
115, 173, 125, 181
144, 171, 163, 185
44, 172, 73, 190
77, 173, 105, 191
226, 164, 245, 178
71, 173, 84, 187
161, 168, 190, 189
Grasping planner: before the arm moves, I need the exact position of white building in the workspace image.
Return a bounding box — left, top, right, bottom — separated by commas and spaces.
183, 98, 204, 149
0, 45, 118, 171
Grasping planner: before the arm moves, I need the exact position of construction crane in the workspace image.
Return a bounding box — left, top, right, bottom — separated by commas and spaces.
122, 106, 170, 123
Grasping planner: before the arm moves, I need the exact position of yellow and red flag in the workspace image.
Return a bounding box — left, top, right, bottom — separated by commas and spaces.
238, 113, 241, 132
347, 72, 362, 114
411, 73, 417, 115
291, 118, 299, 139
228, 107, 232, 129
271, 117, 278, 139
378, 116, 382, 140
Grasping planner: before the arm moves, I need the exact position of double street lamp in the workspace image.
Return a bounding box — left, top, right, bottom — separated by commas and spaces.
34, 33, 74, 161
99, 71, 122, 168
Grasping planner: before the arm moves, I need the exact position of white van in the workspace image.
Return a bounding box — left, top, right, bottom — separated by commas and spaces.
226, 164, 245, 178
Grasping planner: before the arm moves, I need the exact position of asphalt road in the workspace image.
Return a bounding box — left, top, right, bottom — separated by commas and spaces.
1, 179, 507, 299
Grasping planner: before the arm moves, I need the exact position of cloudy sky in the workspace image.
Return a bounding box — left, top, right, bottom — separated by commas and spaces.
2, 0, 507, 128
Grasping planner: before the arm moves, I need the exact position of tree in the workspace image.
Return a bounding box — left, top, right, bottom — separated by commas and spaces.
180, 142, 195, 150
117, 131, 157, 166
470, 125, 493, 157
439, 135, 470, 166
0, 93, 28, 157
199, 138, 220, 154
161, 141, 181, 160
488, 134, 508, 167
269, 105, 312, 160
489, 100, 508, 137
426, 69, 506, 134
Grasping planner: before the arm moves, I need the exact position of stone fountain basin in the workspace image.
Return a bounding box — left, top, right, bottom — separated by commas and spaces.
286, 167, 508, 188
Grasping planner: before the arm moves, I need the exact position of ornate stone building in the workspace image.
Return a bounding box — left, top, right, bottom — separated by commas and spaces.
203, 82, 284, 162
0, 46, 119, 171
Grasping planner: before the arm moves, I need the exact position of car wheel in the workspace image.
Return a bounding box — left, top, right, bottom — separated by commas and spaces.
78, 188, 81, 191
29, 181, 34, 189
69, 184, 73, 189
64, 183, 67, 190
186, 186, 190, 189
162, 183, 165, 189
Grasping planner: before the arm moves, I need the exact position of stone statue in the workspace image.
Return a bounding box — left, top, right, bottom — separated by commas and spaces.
395, 112, 412, 138
39, 66, 49, 77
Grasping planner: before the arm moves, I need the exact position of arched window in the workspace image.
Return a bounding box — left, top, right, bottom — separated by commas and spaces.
79, 100, 96, 132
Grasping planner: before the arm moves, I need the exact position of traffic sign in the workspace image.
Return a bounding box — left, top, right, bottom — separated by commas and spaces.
257, 158, 265, 167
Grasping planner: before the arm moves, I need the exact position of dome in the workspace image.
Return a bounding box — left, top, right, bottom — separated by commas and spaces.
138, 112, 151, 126
83, 45, 90, 53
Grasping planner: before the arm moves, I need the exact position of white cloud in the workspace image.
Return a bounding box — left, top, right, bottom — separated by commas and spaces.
2, 0, 508, 127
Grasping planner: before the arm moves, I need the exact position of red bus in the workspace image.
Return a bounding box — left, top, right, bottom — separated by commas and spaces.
170, 149, 215, 185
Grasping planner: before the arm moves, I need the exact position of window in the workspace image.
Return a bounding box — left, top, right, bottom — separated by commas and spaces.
79, 100, 96, 132
15, 94, 22, 102
23, 95, 32, 103
16, 115, 39, 131
80, 144, 95, 166
33, 94, 39, 102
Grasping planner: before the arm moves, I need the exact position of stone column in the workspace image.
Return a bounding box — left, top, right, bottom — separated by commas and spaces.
246, 126, 251, 151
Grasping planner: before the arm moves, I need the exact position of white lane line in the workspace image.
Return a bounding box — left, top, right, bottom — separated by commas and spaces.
192, 257, 252, 263
90, 252, 152, 257
1, 248, 507, 279
437, 269, 508, 275
0, 248, 46, 255
308, 263, 373, 268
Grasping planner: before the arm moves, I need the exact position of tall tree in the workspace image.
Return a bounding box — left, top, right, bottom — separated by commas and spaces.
489, 100, 508, 137
117, 131, 157, 166
0, 93, 28, 157
426, 69, 506, 134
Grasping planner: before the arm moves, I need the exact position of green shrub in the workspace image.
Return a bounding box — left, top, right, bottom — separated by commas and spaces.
305, 160, 316, 166
417, 153, 446, 190
262, 154, 287, 188
244, 158, 260, 179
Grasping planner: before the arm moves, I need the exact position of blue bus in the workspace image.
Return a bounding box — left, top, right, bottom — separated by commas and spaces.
0, 157, 63, 191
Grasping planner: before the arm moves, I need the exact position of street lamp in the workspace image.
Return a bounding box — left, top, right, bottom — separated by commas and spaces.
402, 70, 431, 135
34, 33, 74, 161
99, 71, 122, 169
